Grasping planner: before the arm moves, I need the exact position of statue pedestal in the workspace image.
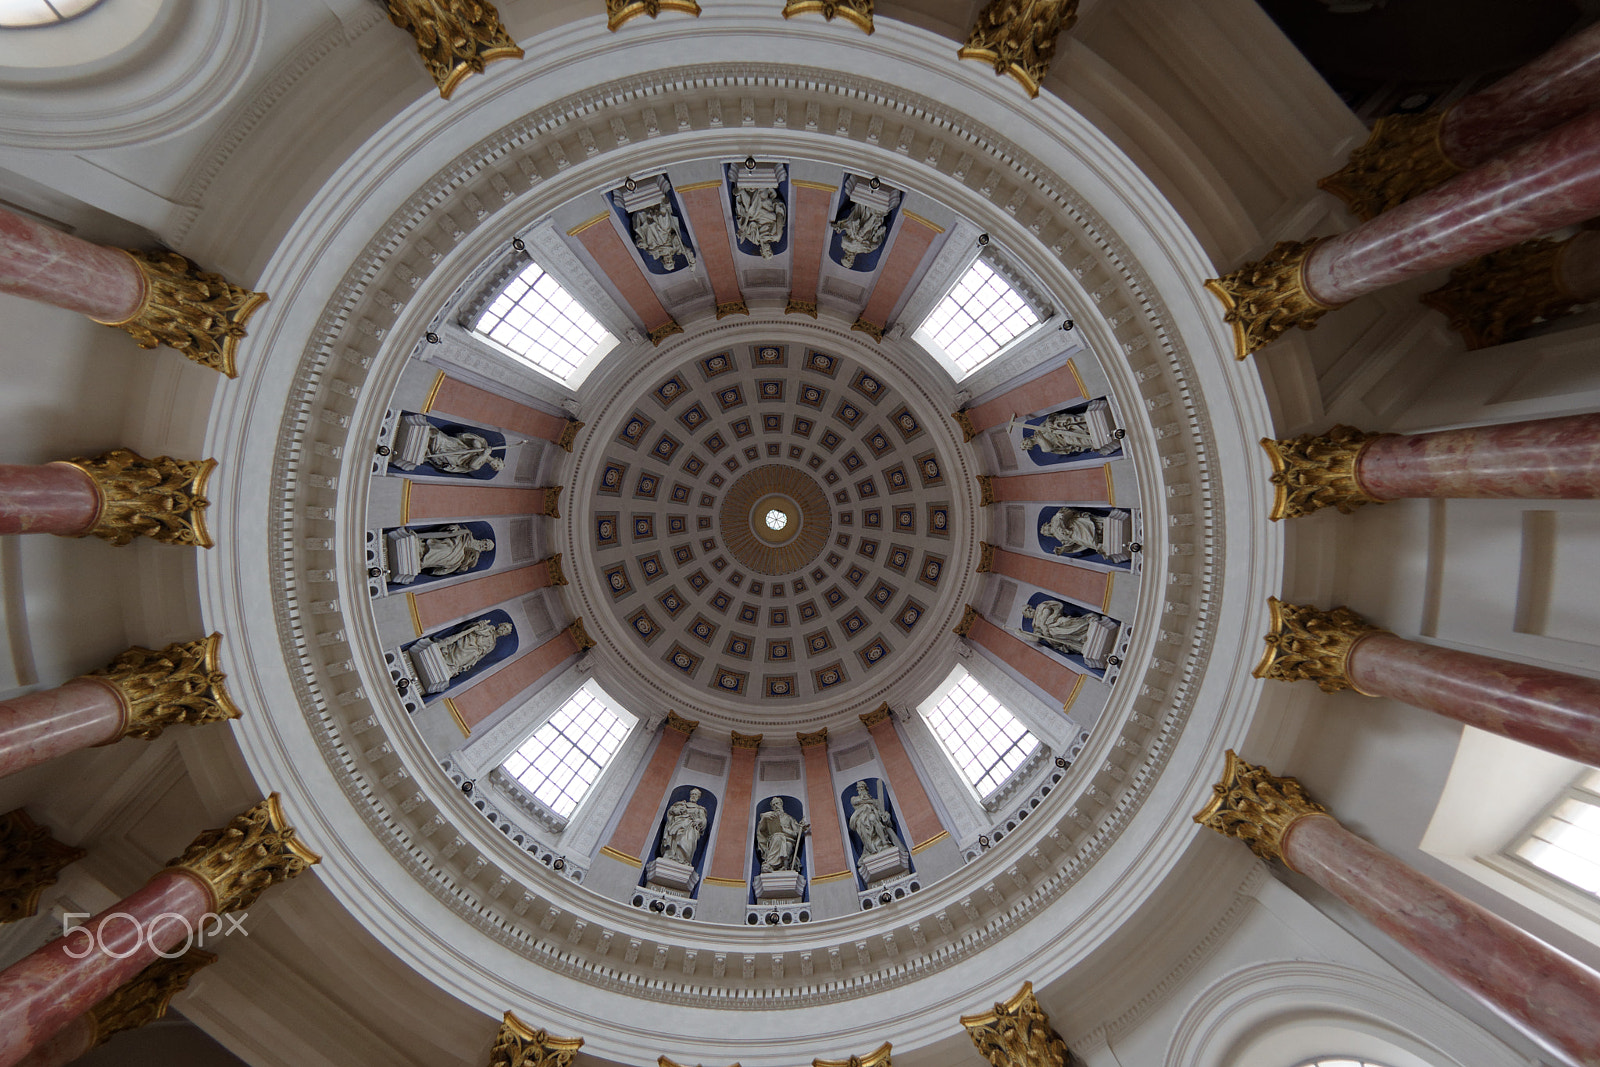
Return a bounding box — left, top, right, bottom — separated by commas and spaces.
385, 529, 423, 585
857, 845, 910, 886
405, 638, 454, 695
644, 857, 699, 894
753, 870, 806, 900
1079, 616, 1122, 671
1083, 399, 1122, 452
1099, 509, 1133, 564
390, 414, 435, 472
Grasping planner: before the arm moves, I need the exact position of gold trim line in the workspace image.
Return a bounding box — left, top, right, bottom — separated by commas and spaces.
911, 830, 950, 854
702, 876, 747, 887
444, 698, 469, 737
567, 212, 612, 237
421, 370, 446, 413
811, 870, 854, 884
901, 210, 944, 234
406, 593, 423, 637
600, 845, 643, 867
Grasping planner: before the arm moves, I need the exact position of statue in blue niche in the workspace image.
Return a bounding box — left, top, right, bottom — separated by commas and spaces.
391, 413, 506, 476
848, 780, 901, 858
658, 787, 709, 865
757, 797, 809, 873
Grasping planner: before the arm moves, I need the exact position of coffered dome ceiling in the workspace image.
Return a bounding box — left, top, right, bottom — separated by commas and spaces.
202, 13, 1276, 1062
569, 335, 981, 728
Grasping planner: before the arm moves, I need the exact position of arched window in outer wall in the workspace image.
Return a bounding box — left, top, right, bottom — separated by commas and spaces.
0, 0, 103, 27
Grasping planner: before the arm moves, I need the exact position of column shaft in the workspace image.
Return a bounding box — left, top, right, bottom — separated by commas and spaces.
0, 207, 144, 324
1347, 632, 1600, 767
1443, 21, 1600, 166
979, 466, 1112, 507
956, 363, 1085, 441
0, 679, 124, 779
605, 727, 690, 860
1283, 813, 1600, 1066
0, 871, 209, 1067
13, 1016, 91, 1067
800, 742, 849, 877
1306, 110, 1600, 305
863, 718, 946, 848
0, 464, 98, 536
708, 744, 757, 882
1358, 413, 1600, 501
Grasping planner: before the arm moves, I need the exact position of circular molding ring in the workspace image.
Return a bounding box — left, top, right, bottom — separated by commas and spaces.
721, 465, 829, 573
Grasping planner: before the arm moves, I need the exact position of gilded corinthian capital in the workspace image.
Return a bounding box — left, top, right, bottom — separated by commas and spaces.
88, 949, 215, 1047
490, 1011, 583, 1067
962, 982, 1083, 1067
384, 0, 524, 98
958, 0, 1081, 99
815, 1044, 892, 1067
165, 795, 319, 915
1194, 750, 1328, 865
88, 633, 240, 741
97, 251, 267, 378
1260, 425, 1385, 520
0, 809, 85, 923
1205, 239, 1338, 360
1421, 236, 1578, 351
1317, 111, 1462, 223
608, 0, 701, 32
783, 0, 874, 35
1252, 597, 1382, 693
60, 449, 215, 548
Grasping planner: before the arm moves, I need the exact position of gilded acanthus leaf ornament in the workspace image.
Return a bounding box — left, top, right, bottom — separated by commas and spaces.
608, 0, 701, 33
88, 948, 215, 1047
88, 633, 240, 740
782, 0, 874, 35
540, 485, 563, 519
0, 809, 85, 924
814, 1043, 892, 1067
952, 410, 979, 443
383, 1, 524, 99
953, 604, 980, 639
796, 727, 829, 748
1420, 236, 1580, 351
97, 250, 267, 378
567, 617, 596, 652
1252, 597, 1382, 694
60, 449, 216, 548
648, 319, 685, 346
977, 474, 996, 507
544, 553, 568, 587
490, 1012, 584, 1067
1205, 239, 1339, 360
851, 316, 886, 342
958, 0, 1081, 99
961, 982, 1083, 1067
165, 795, 319, 914
1194, 750, 1328, 866
1260, 425, 1386, 520
557, 419, 584, 453
976, 541, 997, 573
1317, 111, 1462, 223
664, 711, 700, 736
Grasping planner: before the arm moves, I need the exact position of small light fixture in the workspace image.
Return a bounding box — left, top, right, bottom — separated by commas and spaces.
395, 677, 409, 693
552, 857, 566, 871
368, 567, 382, 579
869, 175, 881, 191
426, 331, 441, 344
1129, 541, 1143, 553
765, 909, 780, 925
977, 233, 989, 246
1061, 318, 1075, 332
1054, 756, 1069, 769
745, 155, 757, 171
375, 444, 391, 457
512, 237, 526, 252
878, 891, 892, 905
461, 779, 475, 795
978, 834, 991, 850
625, 176, 637, 192
651, 899, 667, 913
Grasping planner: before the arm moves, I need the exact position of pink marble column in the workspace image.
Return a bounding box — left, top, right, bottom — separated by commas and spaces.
800, 738, 849, 879
604, 723, 691, 862
707, 740, 757, 883
1306, 110, 1600, 305
1282, 812, 1600, 1066
0, 206, 144, 324
862, 715, 946, 849
1357, 413, 1600, 501
957, 363, 1086, 440
1441, 21, 1600, 167
0, 870, 210, 1067
1347, 632, 1600, 767
0, 678, 125, 779
0, 464, 99, 536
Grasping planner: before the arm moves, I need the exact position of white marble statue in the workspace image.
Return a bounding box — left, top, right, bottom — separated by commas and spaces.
756, 798, 809, 872
733, 183, 787, 258
658, 788, 709, 865
415, 525, 495, 577
437, 619, 514, 677
848, 781, 900, 857
629, 201, 695, 271
1039, 507, 1106, 557
1013, 411, 1106, 457
423, 427, 504, 474
832, 202, 891, 268
1015, 600, 1097, 656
